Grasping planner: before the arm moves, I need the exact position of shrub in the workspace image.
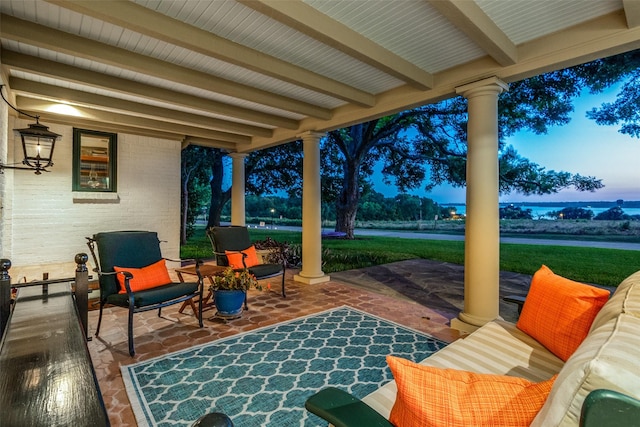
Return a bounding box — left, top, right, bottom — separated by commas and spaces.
595, 207, 629, 221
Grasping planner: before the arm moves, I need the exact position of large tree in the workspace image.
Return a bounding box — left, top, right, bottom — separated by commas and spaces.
205, 148, 229, 229
182, 140, 305, 238
326, 51, 640, 238
587, 68, 640, 138
245, 140, 303, 197
183, 50, 640, 240
180, 146, 206, 244
327, 114, 421, 237
180, 146, 230, 241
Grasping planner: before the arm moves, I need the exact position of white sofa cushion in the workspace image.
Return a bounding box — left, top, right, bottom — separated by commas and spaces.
362, 320, 563, 420
531, 313, 640, 427
589, 270, 640, 332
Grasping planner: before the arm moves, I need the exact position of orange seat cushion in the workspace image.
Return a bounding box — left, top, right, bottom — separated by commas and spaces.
387, 355, 556, 427
114, 259, 172, 293
516, 265, 610, 361
225, 245, 260, 269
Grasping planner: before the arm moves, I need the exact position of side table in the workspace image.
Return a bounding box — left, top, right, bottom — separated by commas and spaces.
175, 264, 226, 315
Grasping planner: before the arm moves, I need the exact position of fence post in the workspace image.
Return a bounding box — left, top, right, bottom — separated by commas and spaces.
0, 259, 11, 339
75, 253, 89, 341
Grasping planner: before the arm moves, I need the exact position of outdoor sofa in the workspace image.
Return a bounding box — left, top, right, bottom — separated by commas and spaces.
307, 266, 640, 426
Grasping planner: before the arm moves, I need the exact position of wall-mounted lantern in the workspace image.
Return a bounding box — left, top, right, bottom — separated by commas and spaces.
1, 85, 61, 175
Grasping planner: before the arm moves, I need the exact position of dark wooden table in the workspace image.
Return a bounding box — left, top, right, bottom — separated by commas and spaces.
0, 282, 109, 426
175, 264, 226, 314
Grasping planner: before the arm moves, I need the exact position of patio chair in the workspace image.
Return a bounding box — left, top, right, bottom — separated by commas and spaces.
206, 226, 285, 299
87, 231, 204, 356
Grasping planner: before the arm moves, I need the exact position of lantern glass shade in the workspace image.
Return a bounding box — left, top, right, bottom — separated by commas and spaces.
15, 122, 61, 174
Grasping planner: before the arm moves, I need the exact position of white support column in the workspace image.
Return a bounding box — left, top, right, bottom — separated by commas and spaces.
451, 77, 508, 333
229, 153, 247, 226
294, 131, 330, 284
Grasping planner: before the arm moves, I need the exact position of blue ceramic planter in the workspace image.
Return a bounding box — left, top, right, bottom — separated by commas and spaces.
214, 290, 245, 319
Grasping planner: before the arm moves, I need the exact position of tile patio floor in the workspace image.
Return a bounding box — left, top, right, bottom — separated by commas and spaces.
88, 259, 533, 426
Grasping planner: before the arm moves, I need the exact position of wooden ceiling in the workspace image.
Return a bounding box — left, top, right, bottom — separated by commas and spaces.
1, 0, 639, 152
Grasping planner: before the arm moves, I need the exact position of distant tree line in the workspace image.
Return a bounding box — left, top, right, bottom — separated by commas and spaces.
499, 205, 640, 220
549, 206, 639, 221
218, 192, 460, 223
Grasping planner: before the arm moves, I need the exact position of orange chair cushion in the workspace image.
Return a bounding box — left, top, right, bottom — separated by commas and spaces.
114, 259, 172, 294
225, 245, 260, 269
516, 265, 610, 361
387, 355, 556, 427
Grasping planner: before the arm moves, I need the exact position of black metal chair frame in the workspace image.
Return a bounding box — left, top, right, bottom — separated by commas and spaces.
206, 226, 286, 301
87, 231, 204, 356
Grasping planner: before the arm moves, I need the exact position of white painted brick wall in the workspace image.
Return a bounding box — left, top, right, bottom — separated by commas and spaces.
2, 117, 182, 281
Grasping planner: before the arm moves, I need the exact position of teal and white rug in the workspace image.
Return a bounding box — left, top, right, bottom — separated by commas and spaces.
122, 306, 447, 427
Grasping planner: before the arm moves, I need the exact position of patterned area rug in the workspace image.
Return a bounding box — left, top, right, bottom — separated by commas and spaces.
121, 306, 448, 427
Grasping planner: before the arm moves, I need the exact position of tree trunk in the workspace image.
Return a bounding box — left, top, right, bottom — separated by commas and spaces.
334, 159, 361, 239
180, 178, 189, 245
207, 153, 225, 229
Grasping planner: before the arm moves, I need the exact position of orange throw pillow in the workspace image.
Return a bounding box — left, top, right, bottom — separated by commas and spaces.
516, 265, 609, 361
225, 245, 260, 269
387, 356, 556, 427
114, 259, 172, 294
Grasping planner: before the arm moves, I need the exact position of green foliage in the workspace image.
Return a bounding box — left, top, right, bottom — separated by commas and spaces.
181, 146, 213, 242
500, 205, 533, 220
253, 237, 300, 268
499, 244, 638, 287
595, 206, 630, 220
210, 267, 261, 291
179, 228, 213, 260
317, 234, 636, 286
586, 57, 640, 138
240, 193, 456, 223
320, 249, 408, 273
548, 207, 595, 220
242, 195, 302, 220
185, 179, 210, 238
182, 227, 637, 287
180, 50, 640, 242
246, 140, 303, 197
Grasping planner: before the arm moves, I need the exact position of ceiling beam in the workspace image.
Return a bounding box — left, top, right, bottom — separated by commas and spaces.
427, 0, 517, 66
17, 96, 252, 144
46, 0, 375, 107
1, 50, 299, 130
624, 0, 640, 28
34, 115, 187, 141
10, 78, 273, 138
183, 136, 239, 151
0, 14, 333, 120
247, 11, 640, 152
238, 0, 433, 90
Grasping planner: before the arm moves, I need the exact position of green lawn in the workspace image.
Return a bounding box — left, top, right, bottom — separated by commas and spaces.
182, 227, 637, 287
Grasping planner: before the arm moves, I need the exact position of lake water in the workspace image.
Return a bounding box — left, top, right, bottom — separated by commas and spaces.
448, 204, 640, 218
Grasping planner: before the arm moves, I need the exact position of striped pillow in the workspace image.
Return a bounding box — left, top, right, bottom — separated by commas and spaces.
387, 355, 556, 427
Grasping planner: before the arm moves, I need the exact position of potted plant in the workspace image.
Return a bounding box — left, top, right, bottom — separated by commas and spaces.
210, 267, 261, 319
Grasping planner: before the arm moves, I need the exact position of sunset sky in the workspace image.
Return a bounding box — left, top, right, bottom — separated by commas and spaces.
374, 85, 640, 204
